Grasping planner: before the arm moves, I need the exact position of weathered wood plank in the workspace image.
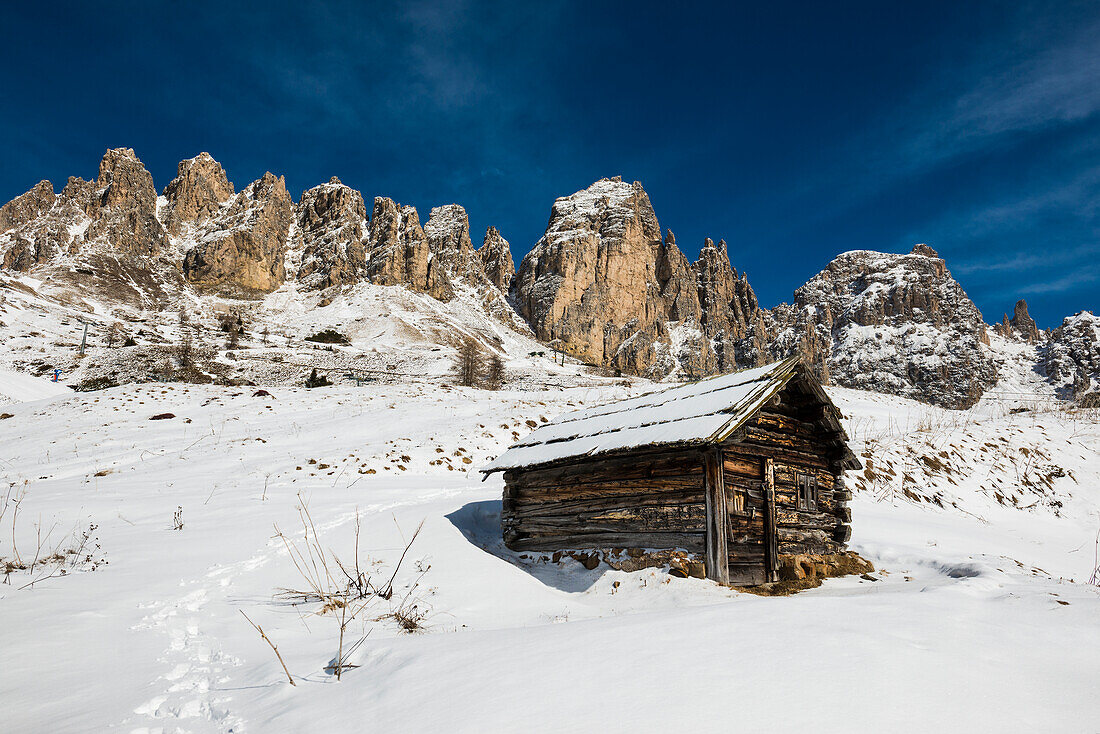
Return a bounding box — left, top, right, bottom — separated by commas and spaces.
507, 532, 705, 552
704, 449, 730, 585
505, 451, 703, 488
763, 457, 779, 582
513, 480, 704, 503
511, 504, 707, 534
511, 492, 706, 519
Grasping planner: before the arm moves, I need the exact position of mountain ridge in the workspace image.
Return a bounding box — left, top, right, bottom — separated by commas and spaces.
0, 150, 1096, 408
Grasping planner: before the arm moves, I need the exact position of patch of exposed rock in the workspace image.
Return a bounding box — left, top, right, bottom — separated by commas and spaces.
162, 153, 234, 236
515, 177, 671, 375
694, 237, 771, 373
296, 177, 368, 290
771, 244, 998, 408
1043, 311, 1099, 402
422, 205, 529, 330
0, 149, 169, 272
183, 172, 293, 296
0, 180, 64, 270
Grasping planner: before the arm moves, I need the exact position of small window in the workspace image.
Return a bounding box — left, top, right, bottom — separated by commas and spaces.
797, 473, 817, 511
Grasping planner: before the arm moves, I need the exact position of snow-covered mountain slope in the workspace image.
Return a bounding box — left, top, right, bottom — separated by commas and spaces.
2, 378, 1097, 732
770, 244, 998, 408
0, 254, 604, 392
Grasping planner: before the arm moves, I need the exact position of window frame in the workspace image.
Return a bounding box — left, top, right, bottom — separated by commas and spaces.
797, 472, 818, 511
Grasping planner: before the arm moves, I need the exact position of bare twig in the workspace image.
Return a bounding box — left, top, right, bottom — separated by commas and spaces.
241, 610, 296, 686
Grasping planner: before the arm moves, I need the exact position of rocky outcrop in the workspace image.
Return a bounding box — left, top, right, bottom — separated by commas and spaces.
514, 177, 673, 375
771, 244, 998, 408
296, 177, 368, 290
364, 197, 452, 299
514, 178, 772, 378
424, 204, 479, 295
478, 226, 515, 292
0, 180, 55, 234
162, 153, 234, 236
694, 238, 771, 373
183, 172, 293, 295
85, 148, 167, 256
0, 149, 170, 270
0, 181, 62, 270
994, 299, 1041, 343
1043, 311, 1099, 403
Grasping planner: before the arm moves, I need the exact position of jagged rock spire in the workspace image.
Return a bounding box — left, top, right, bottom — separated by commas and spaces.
478, 226, 515, 293
162, 153, 234, 236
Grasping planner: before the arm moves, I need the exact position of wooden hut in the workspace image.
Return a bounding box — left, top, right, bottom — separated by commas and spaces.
482, 357, 862, 586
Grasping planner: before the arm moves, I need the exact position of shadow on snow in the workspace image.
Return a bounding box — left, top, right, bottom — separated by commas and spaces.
445, 499, 609, 593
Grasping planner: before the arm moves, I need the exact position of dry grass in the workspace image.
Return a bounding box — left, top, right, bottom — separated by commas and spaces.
266, 494, 426, 680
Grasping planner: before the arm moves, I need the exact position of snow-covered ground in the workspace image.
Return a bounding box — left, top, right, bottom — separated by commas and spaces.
0, 368, 73, 406
1, 378, 1099, 732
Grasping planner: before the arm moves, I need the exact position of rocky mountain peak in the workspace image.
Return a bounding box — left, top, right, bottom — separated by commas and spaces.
910, 242, 940, 258
365, 197, 449, 298
182, 172, 293, 295
0, 180, 55, 234
82, 148, 167, 256
477, 226, 515, 293
296, 178, 368, 290
516, 177, 668, 374
773, 246, 997, 408
1043, 311, 1099, 403
162, 153, 234, 235
995, 299, 1041, 343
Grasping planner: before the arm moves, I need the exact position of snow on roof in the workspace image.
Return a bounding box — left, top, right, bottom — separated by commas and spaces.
483, 357, 802, 473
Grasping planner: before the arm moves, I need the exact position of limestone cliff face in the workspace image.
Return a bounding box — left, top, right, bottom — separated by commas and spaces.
424, 204, 478, 291
694, 238, 771, 373
771, 244, 997, 408
85, 148, 167, 257
183, 172, 293, 295
162, 153, 234, 236
514, 177, 771, 378
0, 180, 55, 234
515, 177, 673, 375
0, 149, 169, 270
364, 197, 450, 298
296, 177, 368, 290
478, 226, 515, 292
0, 180, 60, 270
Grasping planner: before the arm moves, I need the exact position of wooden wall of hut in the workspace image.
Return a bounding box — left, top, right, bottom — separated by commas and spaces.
501, 448, 707, 553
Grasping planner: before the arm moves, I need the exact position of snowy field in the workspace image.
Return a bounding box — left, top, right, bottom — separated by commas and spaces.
1, 376, 1099, 732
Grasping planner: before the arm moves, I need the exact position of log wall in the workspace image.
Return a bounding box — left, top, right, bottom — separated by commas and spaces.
502, 449, 706, 553
724, 407, 851, 558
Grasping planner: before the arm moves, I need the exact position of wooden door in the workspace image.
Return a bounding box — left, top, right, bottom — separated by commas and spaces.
716, 450, 769, 586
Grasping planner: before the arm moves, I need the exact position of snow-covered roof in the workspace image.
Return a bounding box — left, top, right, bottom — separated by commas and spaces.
483, 357, 805, 473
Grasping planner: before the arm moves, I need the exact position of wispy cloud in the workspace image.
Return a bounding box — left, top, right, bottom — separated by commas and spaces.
1016, 265, 1100, 295
898, 18, 1100, 172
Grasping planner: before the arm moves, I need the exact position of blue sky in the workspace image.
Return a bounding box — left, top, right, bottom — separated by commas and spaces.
3, 1, 1098, 326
